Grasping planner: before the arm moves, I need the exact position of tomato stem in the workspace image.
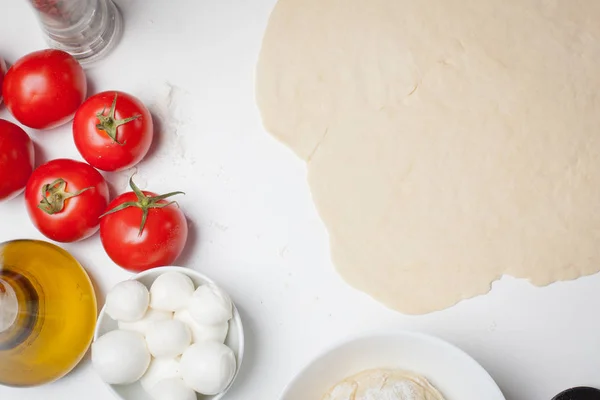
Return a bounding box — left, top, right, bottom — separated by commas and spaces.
100, 176, 184, 236
96, 93, 141, 145
38, 179, 92, 215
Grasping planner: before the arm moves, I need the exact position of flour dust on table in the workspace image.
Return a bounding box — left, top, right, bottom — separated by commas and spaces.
256, 0, 600, 314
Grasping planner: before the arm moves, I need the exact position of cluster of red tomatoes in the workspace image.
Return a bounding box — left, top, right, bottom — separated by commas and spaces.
0, 49, 188, 272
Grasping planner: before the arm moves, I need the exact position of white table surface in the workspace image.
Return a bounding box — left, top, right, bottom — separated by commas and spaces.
1, 1, 599, 399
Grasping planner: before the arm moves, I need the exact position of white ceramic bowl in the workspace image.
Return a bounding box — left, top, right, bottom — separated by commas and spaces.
280, 331, 505, 400
94, 266, 245, 400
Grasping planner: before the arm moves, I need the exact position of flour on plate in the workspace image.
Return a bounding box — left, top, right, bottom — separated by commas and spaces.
322, 369, 444, 400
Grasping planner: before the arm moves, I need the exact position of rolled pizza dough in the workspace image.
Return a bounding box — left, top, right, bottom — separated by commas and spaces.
256, 0, 600, 314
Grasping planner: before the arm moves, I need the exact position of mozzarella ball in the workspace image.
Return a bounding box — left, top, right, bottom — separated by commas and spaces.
150, 272, 195, 311
118, 308, 173, 336
105, 280, 149, 322
140, 358, 181, 392
180, 342, 236, 395
92, 330, 150, 384
150, 378, 196, 400
188, 284, 233, 325
146, 319, 191, 358
174, 309, 228, 343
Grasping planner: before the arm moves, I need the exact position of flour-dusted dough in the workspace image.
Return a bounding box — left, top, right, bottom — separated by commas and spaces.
322, 369, 444, 400
256, 0, 600, 314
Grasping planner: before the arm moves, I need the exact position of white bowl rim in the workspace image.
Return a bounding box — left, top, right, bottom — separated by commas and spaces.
94, 265, 245, 400
278, 329, 505, 400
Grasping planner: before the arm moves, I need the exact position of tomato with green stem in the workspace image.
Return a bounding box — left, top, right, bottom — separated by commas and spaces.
25, 159, 109, 242
73, 91, 153, 172
100, 177, 188, 272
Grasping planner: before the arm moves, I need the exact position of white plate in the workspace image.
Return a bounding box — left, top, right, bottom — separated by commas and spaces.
94, 266, 245, 400
280, 331, 505, 400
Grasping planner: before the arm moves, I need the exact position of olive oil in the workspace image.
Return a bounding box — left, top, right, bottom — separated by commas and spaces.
0, 240, 96, 386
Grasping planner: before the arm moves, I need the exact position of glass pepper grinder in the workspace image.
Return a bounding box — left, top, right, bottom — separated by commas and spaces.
28, 0, 122, 65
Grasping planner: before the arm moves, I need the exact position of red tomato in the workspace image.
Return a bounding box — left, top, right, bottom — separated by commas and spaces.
25, 159, 109, 242
73, 91, 153, 171
0, 57, 6, 104
0, 119, 34, 201
2, 49, 86, 129
100, 177, 187, 271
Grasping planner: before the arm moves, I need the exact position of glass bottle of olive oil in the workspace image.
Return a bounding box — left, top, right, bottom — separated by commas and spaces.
0, 240, 97, 386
